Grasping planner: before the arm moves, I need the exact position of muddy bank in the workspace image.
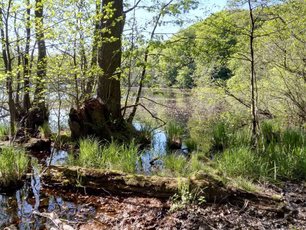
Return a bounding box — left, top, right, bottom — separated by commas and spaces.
1, 178, 305, 229
69, 183, 306, 229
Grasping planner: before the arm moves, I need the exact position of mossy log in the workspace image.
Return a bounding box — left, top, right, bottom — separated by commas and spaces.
42, 166, 282, 204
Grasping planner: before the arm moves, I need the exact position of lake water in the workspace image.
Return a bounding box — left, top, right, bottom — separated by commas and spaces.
0, 88, 201, 228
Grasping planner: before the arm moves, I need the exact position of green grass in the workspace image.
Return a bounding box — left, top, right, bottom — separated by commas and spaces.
165, 121, 184, 144
135, 120, 154, 144
0, 147, 29, 187
162, 154, 189, 176
184, 138, 198, 152
216, 147, 269, 180
70, 120, 305, 187
215, 122, 306, 181
70, 138, 140, 173
211, 121, 229, 152
0, 124, 9, 140
39, 122, 52, 139
162, 120, 305, 184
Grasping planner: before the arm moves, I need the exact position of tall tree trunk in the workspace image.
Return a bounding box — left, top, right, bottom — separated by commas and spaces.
69, 0, 138, 141
34, 0, 47, 109
84, 0, 101, 100
0, 3, 16, 137
14, 12, 21, 112
19, 0, 49, 136
23, 0, 31, 112
97, 0, 124, 119
248, 0, 259, 148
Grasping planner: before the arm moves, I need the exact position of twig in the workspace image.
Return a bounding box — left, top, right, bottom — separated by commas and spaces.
140, 96, 172, 108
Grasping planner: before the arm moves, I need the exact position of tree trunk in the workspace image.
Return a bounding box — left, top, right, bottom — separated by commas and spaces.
0, 3, 16, 137
97, 0, 124, 119
23, 0, 31, 113
248, 0, 259, 149
34, 0, 47, 109
83, 0, 101, 100
31, 0, 48, 129
69, 0, 138, 140
42, 166, 282, 204
19, 0, 48, 137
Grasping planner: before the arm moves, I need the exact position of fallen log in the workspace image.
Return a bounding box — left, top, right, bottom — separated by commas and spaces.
42, 166, 282, 204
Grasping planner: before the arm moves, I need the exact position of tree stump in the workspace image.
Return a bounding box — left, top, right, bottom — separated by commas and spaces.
20, 106, 49, 137
69, 98, 135, 141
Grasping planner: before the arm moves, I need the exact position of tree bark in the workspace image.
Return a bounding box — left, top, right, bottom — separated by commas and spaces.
248, 0, 259, 149
31, 0, 48, 127
34, 0, 47, 110
23, 0, 31, 112
0, 2, 16, 137
97, 0, 124, 119
83, 0, 101, 100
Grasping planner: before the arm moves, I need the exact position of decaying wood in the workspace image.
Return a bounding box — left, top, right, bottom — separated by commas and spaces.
42, 166, 282, 204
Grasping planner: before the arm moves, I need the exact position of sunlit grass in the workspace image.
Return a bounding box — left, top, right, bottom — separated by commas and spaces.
0, 147, 29, 187
0, 124, 9, 140
166, 121, 184, 149
215, 123, 306, 181
184, 138, 198, 152
70, 138, 140, 173
38, 122, 52, 139
162, 154, 188, 176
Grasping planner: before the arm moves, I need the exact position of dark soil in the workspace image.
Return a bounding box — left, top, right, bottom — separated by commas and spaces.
63, 183, 306, 229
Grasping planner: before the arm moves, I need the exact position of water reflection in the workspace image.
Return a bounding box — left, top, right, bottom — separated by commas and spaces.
134, 122, 167, 174
0, 163, 95, 229
46, 149, 69, 166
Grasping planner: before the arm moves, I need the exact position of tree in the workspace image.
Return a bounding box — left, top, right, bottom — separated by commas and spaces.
68, 0, 128, 140
96, 0, 124, 119
247, 0, 260, 148
0, 0, 16, 137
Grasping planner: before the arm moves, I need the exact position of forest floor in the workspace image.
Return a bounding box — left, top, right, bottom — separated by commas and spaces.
44, 182, 306, 230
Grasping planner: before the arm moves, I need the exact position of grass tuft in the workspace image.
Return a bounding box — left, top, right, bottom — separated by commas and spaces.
0, 124, 9, 140
162, 154, 188, 176
0, 147, 29, 187
39, 122, 52, 139
70, 138, 140, 173
166, 121, 184, 148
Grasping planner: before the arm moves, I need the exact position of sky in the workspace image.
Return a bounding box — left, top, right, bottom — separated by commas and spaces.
131, 0, 228, 39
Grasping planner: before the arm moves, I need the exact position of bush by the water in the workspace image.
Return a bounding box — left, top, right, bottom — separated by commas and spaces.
0, 147, 29, 187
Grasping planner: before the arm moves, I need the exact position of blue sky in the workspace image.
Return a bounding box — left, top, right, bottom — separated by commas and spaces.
130, 0, 228, 39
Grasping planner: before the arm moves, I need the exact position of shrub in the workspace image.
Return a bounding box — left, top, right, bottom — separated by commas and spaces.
39, 122, 52, 139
